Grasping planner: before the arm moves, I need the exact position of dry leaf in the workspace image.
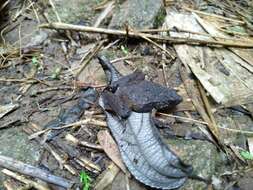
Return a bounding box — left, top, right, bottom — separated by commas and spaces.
97, 130, 128, 174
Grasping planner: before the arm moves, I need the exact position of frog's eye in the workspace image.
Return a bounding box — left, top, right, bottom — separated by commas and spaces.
105, 86, 113, 92
108, 85, 118, 93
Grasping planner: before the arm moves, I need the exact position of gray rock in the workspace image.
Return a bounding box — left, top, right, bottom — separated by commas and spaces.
24, 30, 48, 48
45, 0, 98, 24
109, 0, 166, 29
0, 127, 41, 188
165, 138, 224, 189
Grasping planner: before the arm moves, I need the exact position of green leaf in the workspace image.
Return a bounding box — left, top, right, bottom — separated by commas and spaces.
51, 67, 61, 79
32, 56, 39, 67
80, 171, 91, 190
240, 150, 253, 160
32, 57, 37, 64
121, 45, 129, 55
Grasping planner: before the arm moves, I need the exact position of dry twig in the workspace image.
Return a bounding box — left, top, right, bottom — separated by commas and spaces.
66, 134, 103, 151
75, 40, 106, 77
0, 155, 74, 188
28, 118, 107, 140
2, 169, 50, 190
93, 1, 114, 27
183, 7, 245, 24
39, 22, 253, 48
157, 112, 208, 125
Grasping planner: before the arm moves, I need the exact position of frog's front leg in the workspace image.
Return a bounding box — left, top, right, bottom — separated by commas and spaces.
101, 90, 131, 119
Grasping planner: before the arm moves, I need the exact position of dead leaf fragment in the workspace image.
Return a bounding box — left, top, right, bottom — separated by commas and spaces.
97, 130, 128, 174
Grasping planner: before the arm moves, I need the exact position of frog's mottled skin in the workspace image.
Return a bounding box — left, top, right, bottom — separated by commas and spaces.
98, 55, 192, 189
100, 59, 182, 118
115, 79, 182, 113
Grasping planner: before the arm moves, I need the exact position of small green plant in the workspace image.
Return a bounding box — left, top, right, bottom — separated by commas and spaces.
32, 56, 40, 69
120, 45, 129, 55
31, 56, 43, 71
240, 150, 253, 160
80, 171, 91, 190
32, 56, 39, 68
51, 67, 61, 79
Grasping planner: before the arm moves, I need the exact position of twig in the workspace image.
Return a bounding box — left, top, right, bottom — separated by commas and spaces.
104, 39, 120, 49
32, 86, 73, 95
0, 119, 21, 130
57, 118, 107, 129
138, 27, 246, 41
12, 1, 35, 21
74, 81, 107, 88
78, 156, 101, 172
28, 129, 49, 140
65, 134, 103, 151
26, 124, 77, 175
0, 78, 46, 85
157, 112, 208, 125
218, 126, 253, 135
75, 40, 106, 77
28, 118, 107, 140
48, 0, 61, 22
28, 0, 40, 24
44, 143, 77, 175
111, 55, 142, 63
131, 29, 175, 59
183, 7, 244, 24
39, 22, 253, 48
93, 1, 114, 27
18, 23, 22, 58
93, 0, 110, 10
2, 169, 50, 190
0, 0, 10, 12
0, 155, 74, 188
160, 24, 170, 86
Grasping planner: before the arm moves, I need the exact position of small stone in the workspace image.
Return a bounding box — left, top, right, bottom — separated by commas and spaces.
109, 0, 166, 29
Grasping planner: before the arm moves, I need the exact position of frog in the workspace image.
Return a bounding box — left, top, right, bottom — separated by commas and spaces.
97, 55, 209, 190
99, 61, 182, 119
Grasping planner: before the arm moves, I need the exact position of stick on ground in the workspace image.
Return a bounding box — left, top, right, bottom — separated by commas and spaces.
39, 22, 253, 48
0, 155, 74, 188
2, 169, 50, 190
